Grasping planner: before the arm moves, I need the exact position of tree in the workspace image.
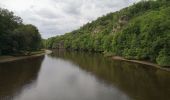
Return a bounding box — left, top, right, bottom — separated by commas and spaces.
13, 24, 42, 52
0, 8, 42, 55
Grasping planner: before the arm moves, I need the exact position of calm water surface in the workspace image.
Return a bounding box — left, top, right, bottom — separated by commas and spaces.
0, 50, 170, 100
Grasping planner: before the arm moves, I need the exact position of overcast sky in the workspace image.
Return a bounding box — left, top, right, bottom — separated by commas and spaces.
0, 0, 140, 39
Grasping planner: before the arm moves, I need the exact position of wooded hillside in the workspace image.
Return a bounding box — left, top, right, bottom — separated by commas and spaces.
46, 0, 170, 66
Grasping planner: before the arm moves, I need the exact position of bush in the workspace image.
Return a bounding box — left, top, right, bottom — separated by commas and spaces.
156, 49, 170, 66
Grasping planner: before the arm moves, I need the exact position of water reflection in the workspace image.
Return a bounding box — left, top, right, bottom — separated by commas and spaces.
50, 50, 170, 100
0, 56, 44, 100
0, 50, 170, 100
14, 54, 129, 100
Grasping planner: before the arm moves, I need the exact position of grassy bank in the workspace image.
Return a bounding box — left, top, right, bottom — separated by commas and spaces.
102, 50, 170, 71
0, 50, 51, 63
111, 56, 170, 71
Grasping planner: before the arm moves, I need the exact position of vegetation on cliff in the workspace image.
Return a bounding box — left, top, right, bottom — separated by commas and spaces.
46, 0, 170, 66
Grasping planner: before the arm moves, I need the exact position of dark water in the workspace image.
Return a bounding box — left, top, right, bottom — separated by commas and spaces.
0, 50, 170, 100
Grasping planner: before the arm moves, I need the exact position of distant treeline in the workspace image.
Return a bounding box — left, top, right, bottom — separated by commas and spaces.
46, 0, 170, 66
0, 8, 42, 55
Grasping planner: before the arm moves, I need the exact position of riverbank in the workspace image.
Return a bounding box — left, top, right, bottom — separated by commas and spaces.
51, 49, 170, 71
0, 50, 52, 63
112, 56, 170, 71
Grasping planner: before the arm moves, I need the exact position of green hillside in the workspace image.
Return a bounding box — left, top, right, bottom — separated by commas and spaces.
46, 0, 170, 66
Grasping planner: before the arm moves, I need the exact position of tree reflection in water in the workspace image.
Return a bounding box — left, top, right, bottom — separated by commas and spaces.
0, 56, 44, 100
50, 50, 170, 100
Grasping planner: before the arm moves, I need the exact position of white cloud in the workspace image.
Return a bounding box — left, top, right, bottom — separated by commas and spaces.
0, 0, 140, 39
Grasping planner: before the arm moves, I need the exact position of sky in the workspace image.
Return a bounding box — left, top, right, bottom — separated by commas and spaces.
0, 0, 140, 39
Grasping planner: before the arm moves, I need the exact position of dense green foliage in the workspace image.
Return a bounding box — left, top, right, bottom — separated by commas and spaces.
46, 0, 170, 66
0, 8, 42, 55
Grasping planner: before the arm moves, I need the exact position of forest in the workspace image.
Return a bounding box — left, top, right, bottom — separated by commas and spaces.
46, 0, 170, 66
0, 8, 42, 55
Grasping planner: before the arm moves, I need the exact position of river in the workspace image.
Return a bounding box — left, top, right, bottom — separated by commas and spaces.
0, 50, 170, 100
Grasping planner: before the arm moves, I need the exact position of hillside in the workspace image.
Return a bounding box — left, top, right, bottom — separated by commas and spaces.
46, 0, 170, 66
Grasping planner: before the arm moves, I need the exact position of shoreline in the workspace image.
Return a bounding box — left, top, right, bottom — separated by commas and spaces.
112, 56, 170, 71
52, 49, 170, 71
0, 50, 52, 64
5, 48, 169, 71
